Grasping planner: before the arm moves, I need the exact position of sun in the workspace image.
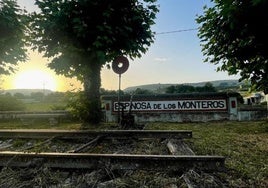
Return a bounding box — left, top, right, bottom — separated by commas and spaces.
13, 70, 57, 91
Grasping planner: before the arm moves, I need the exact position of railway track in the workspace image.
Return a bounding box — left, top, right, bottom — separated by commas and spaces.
0, 129, 227, 187
0, 129, 225, 171
0, 151, 225, 172
0, 129, 192, 139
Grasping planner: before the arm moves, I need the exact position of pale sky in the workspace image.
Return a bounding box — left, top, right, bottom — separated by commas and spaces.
2, 0, 239, 92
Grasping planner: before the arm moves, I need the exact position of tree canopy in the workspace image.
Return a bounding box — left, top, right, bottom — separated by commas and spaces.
196, 0, 268, 94
31, 0, 158, 124
0, 0, 28, 75
31, 0, 158, 77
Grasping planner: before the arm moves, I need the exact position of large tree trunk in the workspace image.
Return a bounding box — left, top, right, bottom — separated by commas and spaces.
82, 55, 103, 125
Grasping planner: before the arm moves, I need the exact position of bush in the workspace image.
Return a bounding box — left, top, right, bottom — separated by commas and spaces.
0, 95, 26, 111
50, 104, 67, 111
65, 91, 88, 120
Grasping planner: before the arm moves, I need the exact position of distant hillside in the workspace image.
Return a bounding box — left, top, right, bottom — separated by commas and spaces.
124, 79, 242, 93
2, 89, 53, 96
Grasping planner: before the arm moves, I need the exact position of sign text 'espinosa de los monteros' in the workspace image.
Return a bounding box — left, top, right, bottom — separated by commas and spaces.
113, 99, 227, 112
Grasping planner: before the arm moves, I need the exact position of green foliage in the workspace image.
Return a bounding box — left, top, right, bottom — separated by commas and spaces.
0, 0, 28, 74
100, 88, 117, 95
0, 119, 82, 129
43, 92, 66, 103
24, 102, 66, 111
30, 92, 44, 101
236, 93, 244, 104
134, 88, 153, 95
30, 0, 158, 124
65, 91, 104, 125
50, 104, 66, 111
30, 0, 159, 78
217, 82, 241, 92
65, 91, 91, 120
0, 95, 25, 111
13, 92, 25, 99
166, 82, 217, 93
197, 0, 268, 94
3, 92, 68, 111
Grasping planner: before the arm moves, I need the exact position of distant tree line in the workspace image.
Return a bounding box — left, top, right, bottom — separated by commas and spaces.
165, 82, 217, 94
0, 91, 69, 111
7, 91, 67, 102
0, 94, 25, 111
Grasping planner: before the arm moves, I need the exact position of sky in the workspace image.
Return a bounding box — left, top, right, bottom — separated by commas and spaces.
2, 0, 239, 92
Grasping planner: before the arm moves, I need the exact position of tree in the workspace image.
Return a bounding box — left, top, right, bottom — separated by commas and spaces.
30, 0, 158, 125
44, 92, 66, 102
0, 0, 28, 74
14, 92, 25, 99
166, 85, 176, 94
197, 82, 217, 92
134, 88, 153, 95
31, 92, 44, 101
176, 85, 196, 93
166, 85, 196, 94
196, 0, 268, 94
100, 88, 117, 95
165, 83, 217, 94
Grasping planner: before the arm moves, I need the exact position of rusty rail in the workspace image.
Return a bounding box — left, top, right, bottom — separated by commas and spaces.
0, 151, 225, 172
0, 129, 192, 139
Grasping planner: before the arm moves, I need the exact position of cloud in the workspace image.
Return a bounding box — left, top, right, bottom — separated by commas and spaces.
154, 57, 168, 63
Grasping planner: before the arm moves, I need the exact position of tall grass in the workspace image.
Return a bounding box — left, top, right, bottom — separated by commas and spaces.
146, 121, 268, 187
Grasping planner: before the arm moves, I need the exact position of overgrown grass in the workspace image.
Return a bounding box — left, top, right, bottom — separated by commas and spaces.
0, 120, 267, 187
24, 102, 67, 111
0, 119, 81, 130
146, 121, 268, 187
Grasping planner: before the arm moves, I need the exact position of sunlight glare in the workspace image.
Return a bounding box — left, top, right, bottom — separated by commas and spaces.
13, 70, 57, 91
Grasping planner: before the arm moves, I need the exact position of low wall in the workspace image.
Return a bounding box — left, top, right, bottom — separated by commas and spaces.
0, 111, 69, 119
0, 111, 71, 125
237, 107, 267, 121
102, 92, 240, 123
134, 111, 231, 122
